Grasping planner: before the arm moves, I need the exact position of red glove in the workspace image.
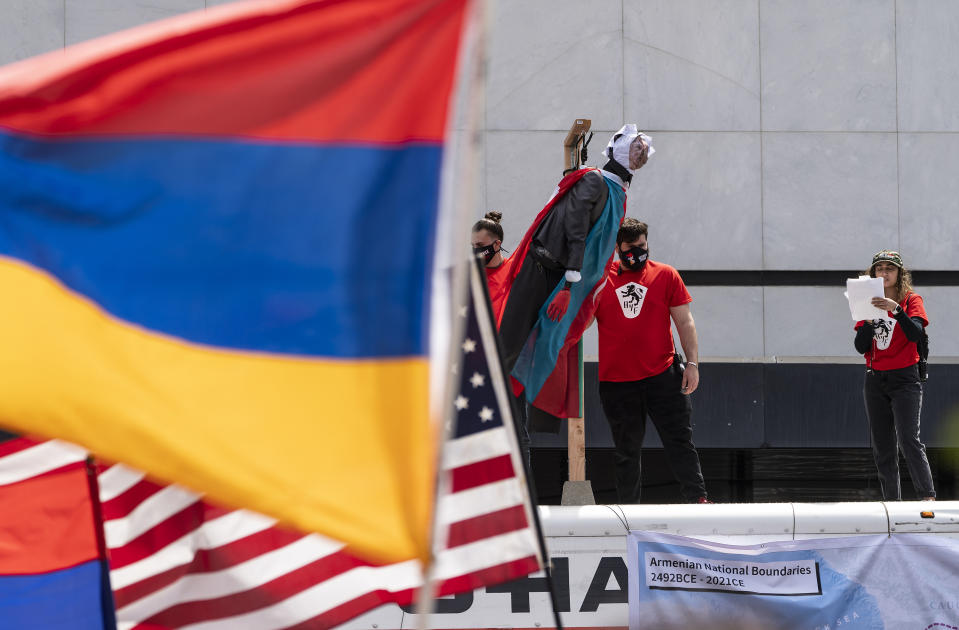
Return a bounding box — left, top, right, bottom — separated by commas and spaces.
546, 287, 571, 321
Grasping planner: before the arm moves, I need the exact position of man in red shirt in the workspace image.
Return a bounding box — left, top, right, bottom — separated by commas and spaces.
592, 218, 708, 504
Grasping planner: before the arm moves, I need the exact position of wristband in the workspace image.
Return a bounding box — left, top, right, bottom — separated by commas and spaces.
686, 362, 698, 367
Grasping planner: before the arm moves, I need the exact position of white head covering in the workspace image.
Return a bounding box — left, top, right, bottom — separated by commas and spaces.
603, 124, 654, 172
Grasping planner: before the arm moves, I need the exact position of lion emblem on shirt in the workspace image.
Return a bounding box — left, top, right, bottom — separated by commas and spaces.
616, 282, 647, 319
872, 316, 895, 350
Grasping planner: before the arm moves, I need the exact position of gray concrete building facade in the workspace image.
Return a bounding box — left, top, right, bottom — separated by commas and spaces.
3, 0, 957, 495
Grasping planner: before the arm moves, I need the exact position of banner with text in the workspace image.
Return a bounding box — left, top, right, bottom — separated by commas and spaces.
628, 531, 959, 630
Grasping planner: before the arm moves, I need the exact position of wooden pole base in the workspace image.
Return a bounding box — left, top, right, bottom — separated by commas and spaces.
561, 480, 596, 506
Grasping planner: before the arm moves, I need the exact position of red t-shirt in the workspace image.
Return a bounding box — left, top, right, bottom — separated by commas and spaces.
485, 255, 513, 326
594, 259, 692, 382
855, 292, 928, 370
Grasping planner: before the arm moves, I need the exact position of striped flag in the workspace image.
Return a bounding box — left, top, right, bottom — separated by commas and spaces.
98, 462, 423, 629
0, 263, 543, 628
0, 437, 114, 629
96, 261, 542, 627
428, 259, 543, 597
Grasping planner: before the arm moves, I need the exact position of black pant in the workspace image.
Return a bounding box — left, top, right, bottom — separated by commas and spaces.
864, 364, 936, 500
598, 362, 706, 503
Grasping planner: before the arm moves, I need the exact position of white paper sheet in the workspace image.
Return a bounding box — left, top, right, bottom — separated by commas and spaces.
845, 275, 884, 321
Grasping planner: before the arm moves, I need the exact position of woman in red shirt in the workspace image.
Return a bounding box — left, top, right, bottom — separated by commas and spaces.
471, 212, 528, 467
471, 211, 512, 325
854, 250, 935, 501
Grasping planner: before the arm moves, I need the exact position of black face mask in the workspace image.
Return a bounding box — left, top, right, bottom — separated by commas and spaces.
619, 246, 648, 270
473, 243, 497, 265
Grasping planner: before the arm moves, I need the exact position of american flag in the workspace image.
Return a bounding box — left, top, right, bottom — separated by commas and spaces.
427, 258, 543, 596
0, 260, 542, 629
98, 462, 425, 629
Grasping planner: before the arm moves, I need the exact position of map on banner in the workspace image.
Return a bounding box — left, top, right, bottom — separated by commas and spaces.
628, 531, 959, 630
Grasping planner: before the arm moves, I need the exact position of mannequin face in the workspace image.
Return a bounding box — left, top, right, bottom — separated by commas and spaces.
628, 136, 649, 170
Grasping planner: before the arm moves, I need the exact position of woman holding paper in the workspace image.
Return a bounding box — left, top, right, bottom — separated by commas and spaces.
853, 250, 935, 501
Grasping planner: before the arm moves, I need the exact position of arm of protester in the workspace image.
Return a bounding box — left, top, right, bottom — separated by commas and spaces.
854, 321, 875, 355
670, 303, 699, 395
895, 313, 925, 342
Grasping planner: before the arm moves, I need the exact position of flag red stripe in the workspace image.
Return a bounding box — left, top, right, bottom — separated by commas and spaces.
99, 477, 168, 519
446, 505, 529, 548
106, 501, 230, 569
0, 436, 43, 457
282, 587, 416, 630
436, 556, 541, 598
448, 453, 515, 492
0, 0, 466, 143
131, 548, 395, 628
183, 527, 307, 573
111, 526, 309, 607
112, 561, 188, 609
